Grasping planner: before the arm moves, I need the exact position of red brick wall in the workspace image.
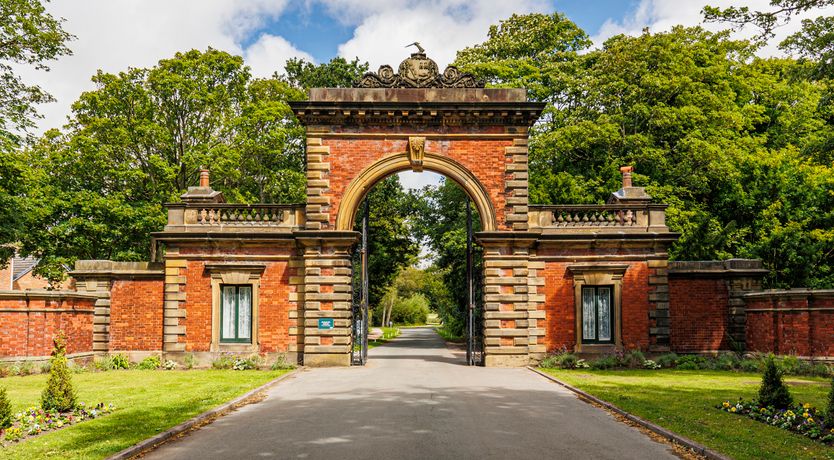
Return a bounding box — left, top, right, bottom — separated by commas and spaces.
0, 295, 95, 357
745, 293, 834, 357
110, 279, 164, 351
540, 260, 651, 352
180, 244, 296, 354
323, 133, 512, 230
668, 277, 729, 352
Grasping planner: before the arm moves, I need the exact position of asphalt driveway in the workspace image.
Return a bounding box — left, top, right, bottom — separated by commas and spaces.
145, 328, 677, 459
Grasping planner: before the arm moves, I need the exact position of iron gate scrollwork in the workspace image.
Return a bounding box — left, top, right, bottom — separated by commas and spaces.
351, 199, 370, 366
466, 197, 485, 366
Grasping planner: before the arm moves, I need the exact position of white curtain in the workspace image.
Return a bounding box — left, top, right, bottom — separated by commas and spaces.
222, 286, 236, 339
238, 286, 252, 340
597, 287, 611, 342
582, 287, 595, 341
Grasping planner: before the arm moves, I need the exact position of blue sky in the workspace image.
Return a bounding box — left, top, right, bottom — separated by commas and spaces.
249, 1, 640, 63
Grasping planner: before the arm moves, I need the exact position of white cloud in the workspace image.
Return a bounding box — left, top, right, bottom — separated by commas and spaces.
398, 170, 443, 191
18, 0, 292, 133
593, 0, 834, 57
245, 34, 315, 78
328, 0, 551, 70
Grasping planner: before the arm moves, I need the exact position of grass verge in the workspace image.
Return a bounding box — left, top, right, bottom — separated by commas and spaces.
368, 327, 400, 349
0, 369, 289, 459
434, 325, 464, 343
543, 369, 833, 460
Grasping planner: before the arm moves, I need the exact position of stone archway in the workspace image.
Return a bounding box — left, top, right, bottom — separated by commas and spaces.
335, 152, 497, 232
289, 51, 545, 367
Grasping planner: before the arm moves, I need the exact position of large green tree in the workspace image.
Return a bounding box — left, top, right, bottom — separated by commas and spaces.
0, 0, 73, 265
283, 56, 368, 89
19, 49, 306, 279
457, 18, 834, 288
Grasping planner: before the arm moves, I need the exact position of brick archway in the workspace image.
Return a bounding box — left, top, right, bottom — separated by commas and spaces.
334, 151, 497, 232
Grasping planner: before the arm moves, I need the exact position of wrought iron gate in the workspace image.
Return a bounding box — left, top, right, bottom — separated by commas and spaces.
466, 197, 485, 366
351, 199, 369, 366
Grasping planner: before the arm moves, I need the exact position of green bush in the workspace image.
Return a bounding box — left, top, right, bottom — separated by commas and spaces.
0, 365, 9, 378
539, 354, 561, 369
826, 376, 834, 427
211, 355, 234, 370
656, 353, 678, 368
740, 359, 761, 373
271, 354, 296, 371
623, 350, 646, 368
162, 360, 177, 370
40, 361, 51, 374
41, 334, 77, 412
0, 387, 11, 429
676, 355, 705, 370
233, 356, 260, 370
758, 357, 793, 410
137, 355, 161, 370
18, 361, 34, 376
184, 353, 196, 370
716, 353, 740, 370
389, 294, 430, 325
111, 353, 130, 370
812, 363, 831, 378
590, 356, 619, 370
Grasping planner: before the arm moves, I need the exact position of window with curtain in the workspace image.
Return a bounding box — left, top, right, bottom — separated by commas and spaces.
581, 286, 612, 344
221, 285, 252, 343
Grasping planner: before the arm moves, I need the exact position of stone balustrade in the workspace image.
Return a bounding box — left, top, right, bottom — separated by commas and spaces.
528, 204, 669, 233
164, 203, 305, 232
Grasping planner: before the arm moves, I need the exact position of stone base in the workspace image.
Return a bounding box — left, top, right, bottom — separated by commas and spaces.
303, 352, 351, 367
485, 354, 531, 368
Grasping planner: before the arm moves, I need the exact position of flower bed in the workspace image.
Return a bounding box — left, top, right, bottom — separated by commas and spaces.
2, 402, 114, 445
718, 399, 834, 444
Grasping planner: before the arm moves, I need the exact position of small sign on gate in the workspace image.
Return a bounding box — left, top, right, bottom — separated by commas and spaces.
318, 318, 334, 330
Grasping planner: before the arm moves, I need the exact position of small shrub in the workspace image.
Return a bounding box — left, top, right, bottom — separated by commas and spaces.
740, 359, 761, 373
539, 354, 562, 369
656, 353, 678, 368
716, 353, 740, 371
41, 334, 77, 412
162, 360, 177, 370
110, 353, 130, 370
271, 354, 296, 371
590, 356, 619, 370
184, 353, 196, 370
212, 355, 234, 370
676, 355, 704, 370
812, 363, 831, 378
18, 361, 34, 376
643, 359, 660, 370
8, 364, 20, 376
70, 362, 89, 374
0, 365, 9, 378
826, 376, 834, 427
0, 387, 11, 429
758, 356, 793, 410
94, 356, 113, 371
233, 356, 260, 371
623, 350, 646, 368
137, 355, 161, 370
40, 361, 52, 374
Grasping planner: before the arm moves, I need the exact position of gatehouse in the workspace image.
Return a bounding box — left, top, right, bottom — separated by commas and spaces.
1, 50, 829, 366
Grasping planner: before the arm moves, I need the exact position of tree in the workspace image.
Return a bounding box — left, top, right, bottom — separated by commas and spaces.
0, 386, 11, 429
825, 375, 834, 427
758, 356, 793, 409
283, 57, 368, 89
41, 333, 77, 412
0, 0, 73, 267
355, 176, 420, 312
410, 178, 482, 336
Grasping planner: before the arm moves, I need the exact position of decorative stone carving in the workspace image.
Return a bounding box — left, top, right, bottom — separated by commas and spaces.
356, 44, 483, 88
407, 136, 425, 172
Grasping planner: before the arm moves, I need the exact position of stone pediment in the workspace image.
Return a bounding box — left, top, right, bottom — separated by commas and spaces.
356, 46, 483, 89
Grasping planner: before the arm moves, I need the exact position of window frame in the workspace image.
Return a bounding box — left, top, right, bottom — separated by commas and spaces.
219, 284, 253, 344
580, 285, 614, 344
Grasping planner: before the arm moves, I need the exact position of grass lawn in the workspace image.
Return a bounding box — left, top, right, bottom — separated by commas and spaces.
435, 325, 464, 343
543, 369, 834, 460
0, 369, 290, 459
368, 326, 400, 349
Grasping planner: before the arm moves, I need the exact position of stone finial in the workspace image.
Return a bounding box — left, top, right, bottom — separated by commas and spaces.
199, 169, 210, 188
620, 166, 634, 188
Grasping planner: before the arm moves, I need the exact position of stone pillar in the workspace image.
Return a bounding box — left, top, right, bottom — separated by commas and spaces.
648, 258, 671, 351
297, 231, 357, 366
304, 135, 332, 231
480, 233, 541, 367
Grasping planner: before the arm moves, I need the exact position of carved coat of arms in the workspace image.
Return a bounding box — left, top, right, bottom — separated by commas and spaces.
356, 43, 483, 89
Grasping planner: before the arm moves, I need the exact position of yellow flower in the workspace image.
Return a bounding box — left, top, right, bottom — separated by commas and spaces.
804, 403, 811, 409
760, 408, 767, 413
803, 412, 810, 418
723, 402, 730, 408
808, 418, 814, 423
730, 407, 737, 413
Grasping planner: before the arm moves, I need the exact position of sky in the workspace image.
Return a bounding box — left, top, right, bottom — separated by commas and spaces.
17, 0, 834, 192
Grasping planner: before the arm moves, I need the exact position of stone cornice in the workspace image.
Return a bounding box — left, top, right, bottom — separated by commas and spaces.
0, 290, 100, 301
290, 100, 545, 127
